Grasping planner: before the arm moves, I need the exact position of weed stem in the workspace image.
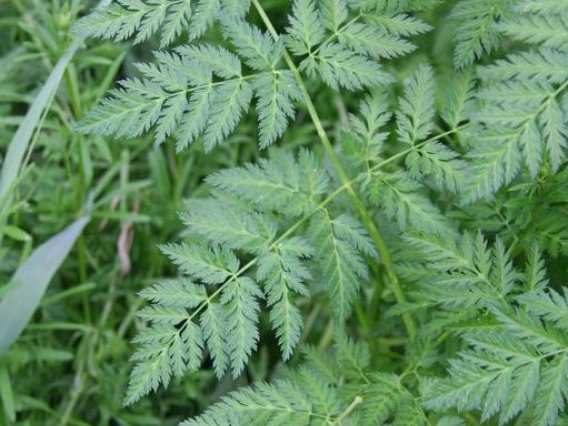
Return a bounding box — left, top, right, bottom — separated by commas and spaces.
251, 0, 416, 338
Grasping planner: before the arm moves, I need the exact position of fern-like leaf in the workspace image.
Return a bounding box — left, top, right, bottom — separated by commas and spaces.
286, 0, 326, 55
73, 0, 210, 48
397, 64, 435, 145
221, 277, 263, 377
258, 237, 312, 359
500, 5, 568, 51
424, 306, 568, 426
403, 232, 515, 309
337, 22, 416, 60
206, 149, 330, 216
308, 210, 373, 323
303, 42, 394, 91
517, 288, 568, 332
450, 0, 513, 68
180, 378, 334, 426
364, 171, 451, 235
342, 92, 391, 169
159, 243, 239, 285
252, 71, 301, 148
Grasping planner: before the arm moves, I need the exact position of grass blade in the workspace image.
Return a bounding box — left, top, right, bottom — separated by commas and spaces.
0, 214, 91, 354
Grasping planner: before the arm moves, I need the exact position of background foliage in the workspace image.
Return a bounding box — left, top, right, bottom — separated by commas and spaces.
0, 0, 567, 425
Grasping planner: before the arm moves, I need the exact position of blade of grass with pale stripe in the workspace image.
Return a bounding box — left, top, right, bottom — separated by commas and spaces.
0, 213, 90, 354
0, 0, 112, 354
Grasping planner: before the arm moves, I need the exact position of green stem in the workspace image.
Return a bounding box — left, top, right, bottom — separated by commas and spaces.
251, 0, 416, 338
354, 299, 370, 334
64, 64, 83, 119
317, 320, 335, 350
334, 396, 363, 425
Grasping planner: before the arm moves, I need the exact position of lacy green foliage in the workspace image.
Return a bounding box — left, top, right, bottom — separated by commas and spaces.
123, 59, 474, 401
450, 0, 514, 68
74, 0, 431, 149
396, 236, 568, 426
125, 149, 379, 404
76, 24, 299, 150
463, 0, 568, 201
72, 0, 251, 47
457, 171, 568, 257
401, 232, 516, 311
181, 334, 433, 426
69, 0, 568, 425
352, 67, 464, 235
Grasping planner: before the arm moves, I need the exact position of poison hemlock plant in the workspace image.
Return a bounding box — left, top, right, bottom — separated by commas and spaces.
128, 148, 381, 404
73, 0, 429, 150
73, 0, 568, 425
463, 0, 568, 200
407, 237, 568, 426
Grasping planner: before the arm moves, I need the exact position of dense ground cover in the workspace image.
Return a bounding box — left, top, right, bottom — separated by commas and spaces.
1, 0, 567, 425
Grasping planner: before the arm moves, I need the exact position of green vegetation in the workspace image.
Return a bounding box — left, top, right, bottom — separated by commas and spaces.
1, 0, 567, 425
